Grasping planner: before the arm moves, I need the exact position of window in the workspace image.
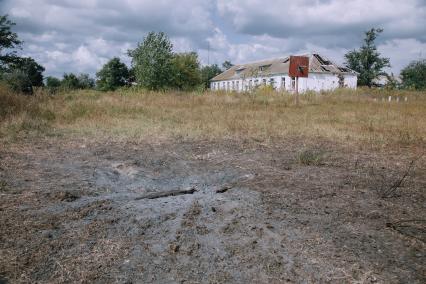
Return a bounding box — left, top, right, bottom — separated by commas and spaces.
338, 74, 344, 88
222, 82, 225, 89
270, 78, 275, 89
249, 80, 252, 89
263, 79, 267, 85
291, 77, 296, 90
227, 81, 230, 90
254, 79, 259, 86
236, 81, 239, 90
281, 77, 286, 89
232, 81, 235, 90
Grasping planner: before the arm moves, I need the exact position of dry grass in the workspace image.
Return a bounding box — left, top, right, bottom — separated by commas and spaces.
1, 85, 425, 147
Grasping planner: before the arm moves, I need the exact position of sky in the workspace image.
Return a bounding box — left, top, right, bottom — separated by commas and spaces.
1, 0, 425, 78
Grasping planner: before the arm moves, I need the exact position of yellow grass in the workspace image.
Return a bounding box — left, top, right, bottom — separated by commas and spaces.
1, 85, 425, 147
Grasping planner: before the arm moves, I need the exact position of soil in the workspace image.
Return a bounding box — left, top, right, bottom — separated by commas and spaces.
0, 137, 425, 283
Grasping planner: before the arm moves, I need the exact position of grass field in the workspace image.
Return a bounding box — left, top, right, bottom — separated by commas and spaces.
1, 86, 425, 147
1, 87, 425, 283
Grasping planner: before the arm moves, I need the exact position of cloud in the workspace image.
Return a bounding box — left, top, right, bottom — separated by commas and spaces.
1, 0, 215, 76
379, 38, 426, 74
217, 0, 426, 44
1, 0, 424, 76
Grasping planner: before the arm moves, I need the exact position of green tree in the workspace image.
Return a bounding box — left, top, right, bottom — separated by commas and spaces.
222, 60, 233, 71
61, 73, 94, 90
344, 28, 390, 87
45, 76, 61, 94
61, 73, 80, 90
0, 16, 45, 94
200, 64, 221, 89
400, 59, 426, 90
8, 57, 45, 86
171, 52, 201, 90
128, 31, 173, 90
96, 57, 130, 91
0, 15, 22, 71
77, 73, 95, 89
45, 76, 61, 88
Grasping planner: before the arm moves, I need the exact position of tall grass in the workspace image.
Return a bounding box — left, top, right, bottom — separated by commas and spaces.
1, 84, 425, 147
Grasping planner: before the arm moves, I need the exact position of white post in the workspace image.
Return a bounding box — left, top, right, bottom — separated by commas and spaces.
388, 96, 392, 102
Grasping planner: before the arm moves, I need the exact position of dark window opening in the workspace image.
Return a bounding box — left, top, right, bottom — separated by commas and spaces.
281, 77, 286, 88
338, 74, 344, 88
314, 54, 331, 65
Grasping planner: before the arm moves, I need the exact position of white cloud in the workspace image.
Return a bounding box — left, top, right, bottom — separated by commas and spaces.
0, 0, 424, 76
217, 0, 426, 40
9, 7, 31, 18
379, 38, 426, 74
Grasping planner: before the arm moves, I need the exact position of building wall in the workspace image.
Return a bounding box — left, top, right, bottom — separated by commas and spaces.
211, 73, 357, 93
344, 74, 357, 89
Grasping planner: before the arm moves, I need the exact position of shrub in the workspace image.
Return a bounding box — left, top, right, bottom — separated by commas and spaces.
2, 70, 33, 94
96, 58, 130, 91
297, 149, 325, 166
400, 59, 426, 90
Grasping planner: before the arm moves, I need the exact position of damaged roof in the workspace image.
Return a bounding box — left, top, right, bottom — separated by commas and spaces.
211, 53, 356, 82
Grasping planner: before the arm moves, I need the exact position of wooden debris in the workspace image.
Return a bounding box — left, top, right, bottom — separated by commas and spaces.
216, 185, 232, 193
135, 187, 196, 200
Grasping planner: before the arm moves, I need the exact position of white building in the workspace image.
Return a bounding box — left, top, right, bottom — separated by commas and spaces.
210, 53, 357, 93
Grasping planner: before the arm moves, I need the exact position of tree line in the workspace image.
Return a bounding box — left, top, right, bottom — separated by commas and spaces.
0, 14, 425, 94
0, 15, 225, 94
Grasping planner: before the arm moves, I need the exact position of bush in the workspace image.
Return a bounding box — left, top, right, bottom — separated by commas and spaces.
400, 59, 426, 90
3, 70, 33, 94
96, 58, 130, 91
61, 73, 94, 90
170, 52, 201, 91
297, 149, 325, 166
46, 76, 61, 88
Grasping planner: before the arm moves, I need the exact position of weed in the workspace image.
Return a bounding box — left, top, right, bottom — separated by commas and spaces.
297, 149, 325, 166
0, 180, 7, 191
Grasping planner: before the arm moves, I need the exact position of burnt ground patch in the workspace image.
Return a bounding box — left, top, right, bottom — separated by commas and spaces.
0, 138, 425, 283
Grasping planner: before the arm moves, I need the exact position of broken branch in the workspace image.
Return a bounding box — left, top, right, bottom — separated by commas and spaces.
135, 187, 196, 200
216, 185, 232, 193
381, 159, 416, 198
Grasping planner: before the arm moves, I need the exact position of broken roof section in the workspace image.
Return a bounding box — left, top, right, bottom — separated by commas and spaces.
211, 53, 357, 82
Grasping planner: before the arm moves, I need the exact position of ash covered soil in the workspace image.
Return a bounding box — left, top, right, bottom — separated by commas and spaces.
0, 138, 425, 283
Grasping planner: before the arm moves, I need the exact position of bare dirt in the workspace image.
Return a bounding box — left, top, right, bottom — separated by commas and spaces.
0, 137, 425, 283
